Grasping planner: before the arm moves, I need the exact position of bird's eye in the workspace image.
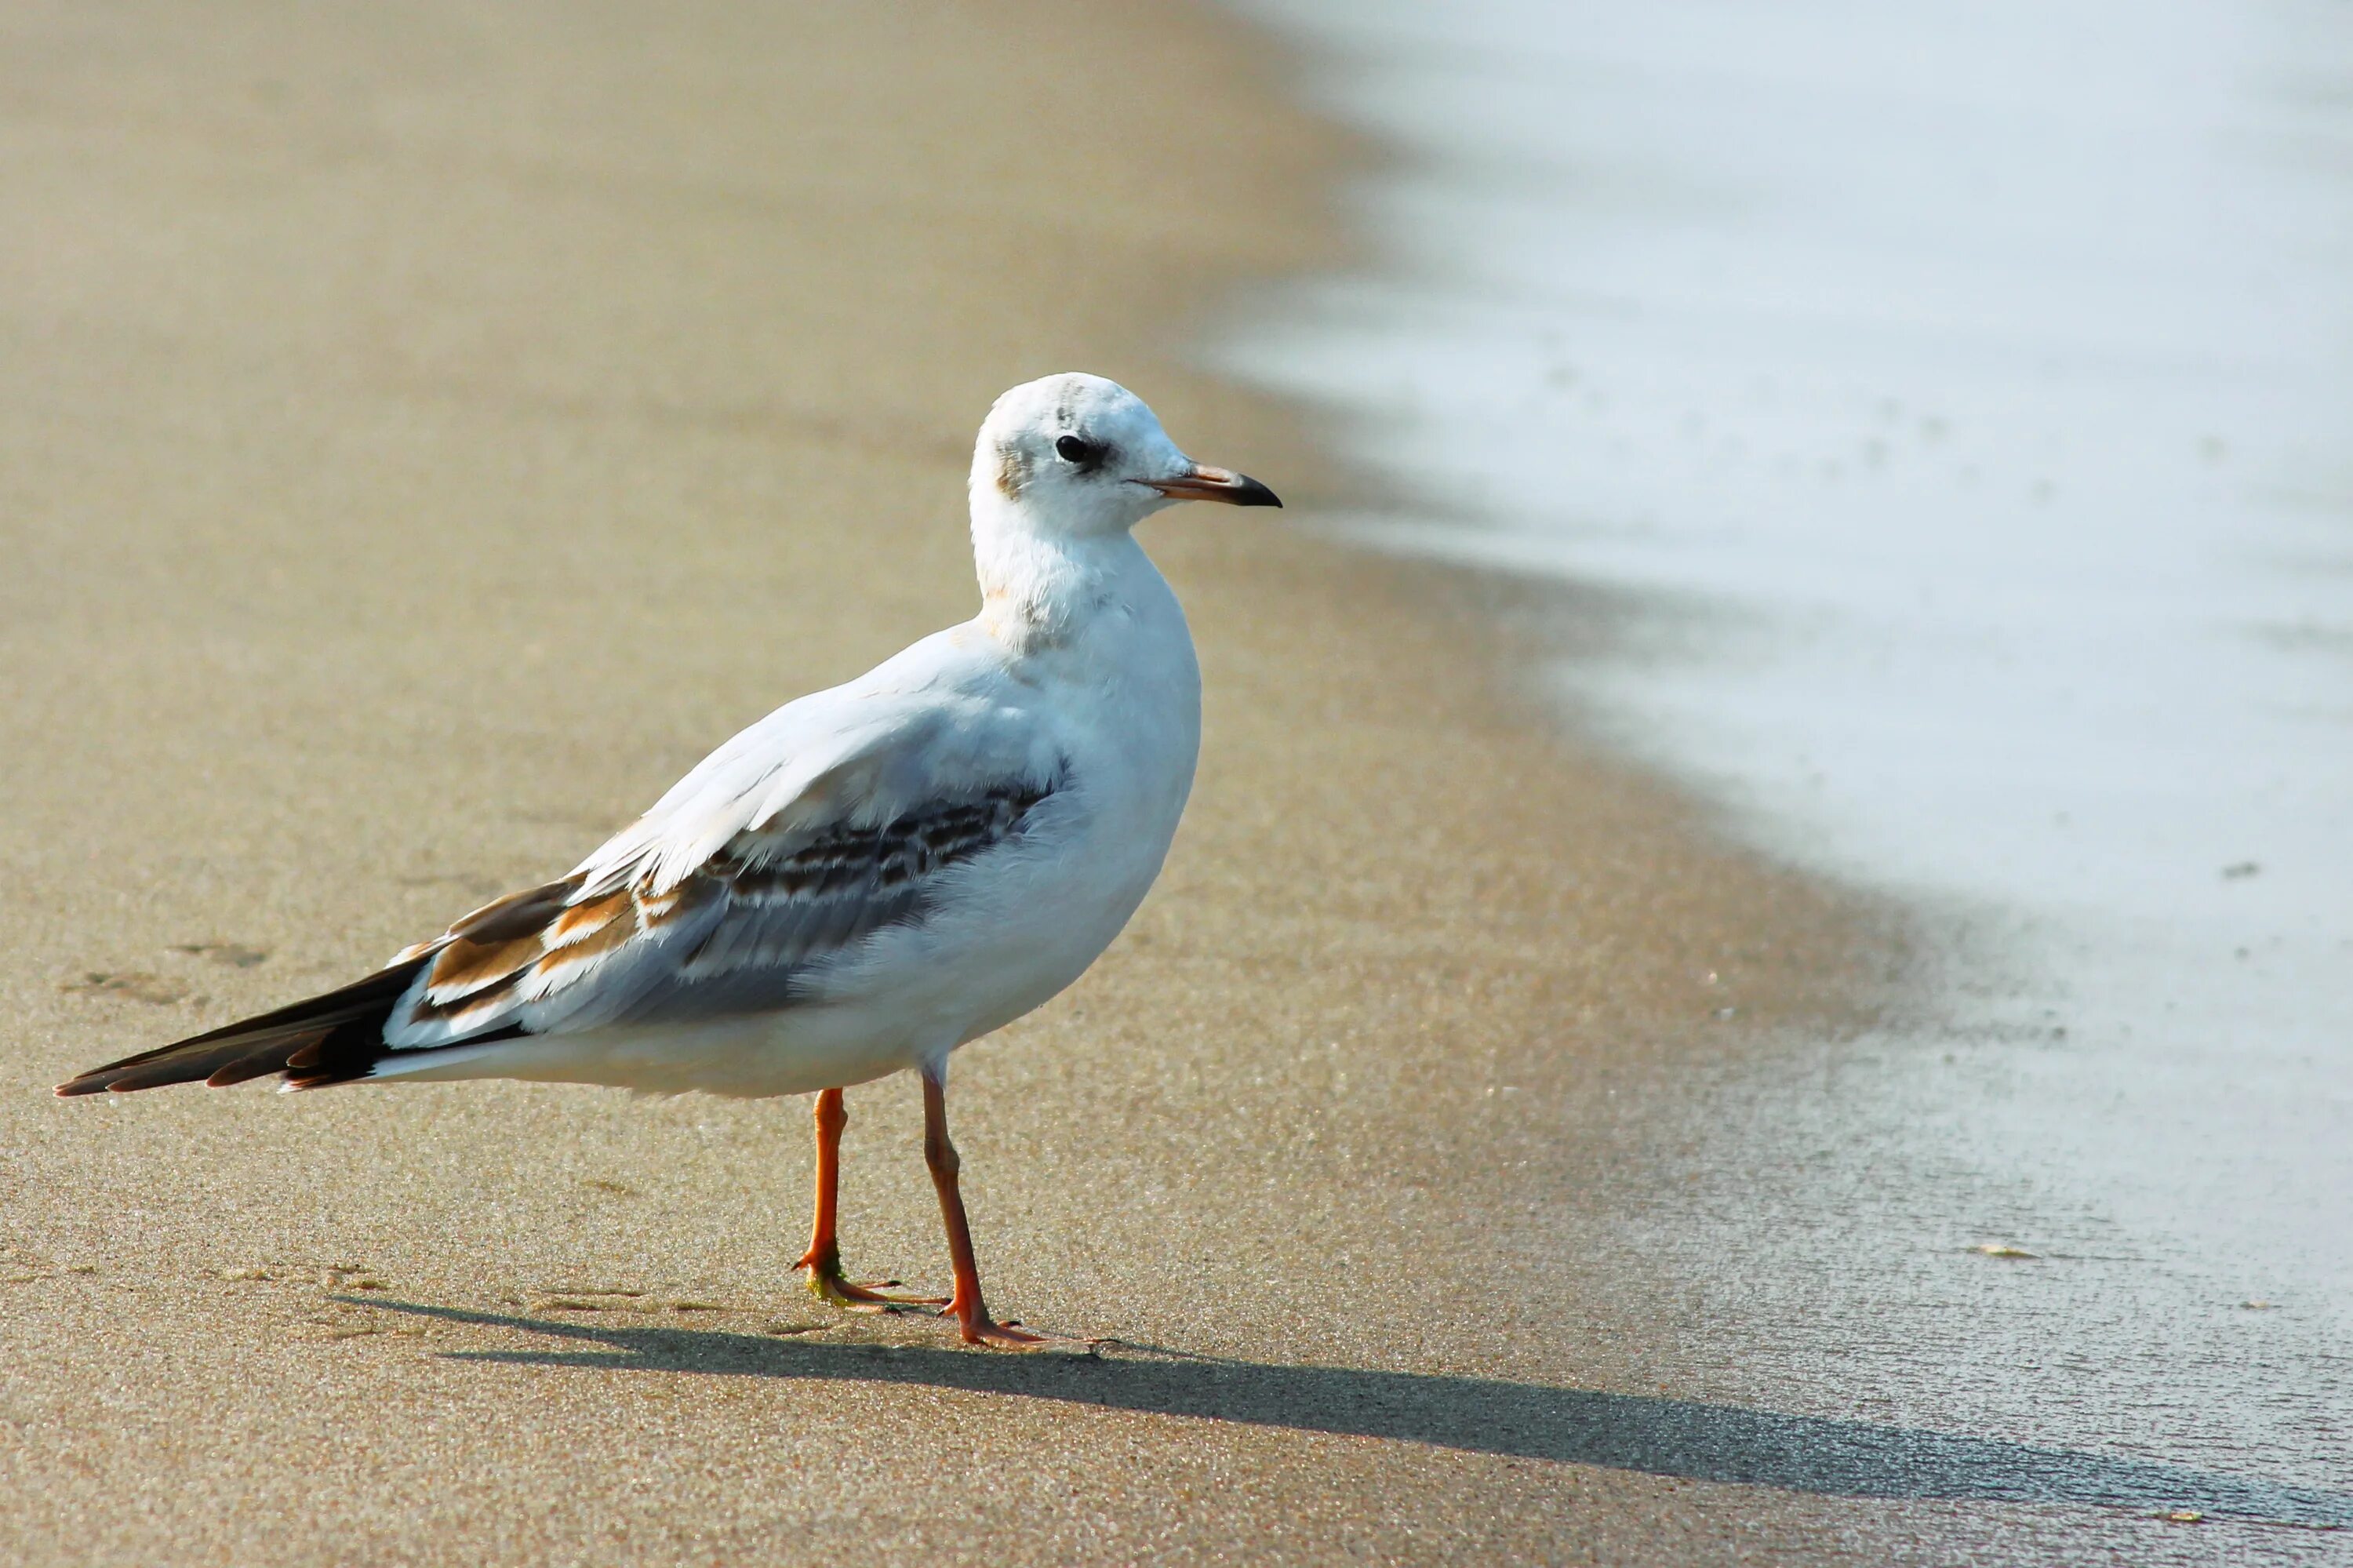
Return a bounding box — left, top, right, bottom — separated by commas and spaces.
1055, 435, 1100, 466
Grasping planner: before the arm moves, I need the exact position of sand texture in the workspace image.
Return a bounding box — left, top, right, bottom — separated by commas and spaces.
0, 2, 2001, 1563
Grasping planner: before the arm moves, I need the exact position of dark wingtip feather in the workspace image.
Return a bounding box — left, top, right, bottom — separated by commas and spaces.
205, 1033, 328, 1088
53, 960, 428, 1097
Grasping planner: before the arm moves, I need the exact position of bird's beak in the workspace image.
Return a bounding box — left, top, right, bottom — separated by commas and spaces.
1144, 465, 1282, 508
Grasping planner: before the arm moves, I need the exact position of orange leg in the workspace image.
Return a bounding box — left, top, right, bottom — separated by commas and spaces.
794, 1087, 944, 1310
922, 1067, 1047, 1348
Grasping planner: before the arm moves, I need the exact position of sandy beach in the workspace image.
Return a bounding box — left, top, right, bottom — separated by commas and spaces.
10, 2, 2311, 1563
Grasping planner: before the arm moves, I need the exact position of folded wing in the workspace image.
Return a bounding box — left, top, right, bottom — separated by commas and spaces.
57, 679, 1066, 1094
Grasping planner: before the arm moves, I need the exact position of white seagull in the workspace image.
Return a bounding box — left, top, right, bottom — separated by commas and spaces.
58, 373, 1279, 1348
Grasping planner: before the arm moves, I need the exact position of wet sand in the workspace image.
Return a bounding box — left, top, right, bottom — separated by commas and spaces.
2, 2, 2293, 1563
1228, 2, 2353, 1557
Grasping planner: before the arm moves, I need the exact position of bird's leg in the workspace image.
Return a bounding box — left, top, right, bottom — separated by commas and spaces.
794, 1087, 944, 1310
920, 1065, 1048, 1348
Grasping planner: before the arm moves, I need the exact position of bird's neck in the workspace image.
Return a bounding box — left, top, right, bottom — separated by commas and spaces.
969, 508, 1157, 657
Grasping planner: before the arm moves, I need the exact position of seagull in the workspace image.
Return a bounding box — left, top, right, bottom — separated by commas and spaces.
56, 373, 1279, 1348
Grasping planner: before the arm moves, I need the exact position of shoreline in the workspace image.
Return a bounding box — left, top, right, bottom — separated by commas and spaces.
0, 2, 1928, 1563
1231, 0, 2353, 1541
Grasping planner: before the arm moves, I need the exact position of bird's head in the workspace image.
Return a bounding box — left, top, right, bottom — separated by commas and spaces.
970, 373, 1280, 541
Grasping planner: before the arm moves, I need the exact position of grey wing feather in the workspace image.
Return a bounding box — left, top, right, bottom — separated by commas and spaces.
374, 663, 1070, 1051
379, 771, 1060, 1050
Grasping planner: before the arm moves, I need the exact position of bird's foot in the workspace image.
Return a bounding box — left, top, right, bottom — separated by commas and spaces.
955, 1311, 1052, 1350
938, 1291, 1077, 1351
795, 1248, 947, 1312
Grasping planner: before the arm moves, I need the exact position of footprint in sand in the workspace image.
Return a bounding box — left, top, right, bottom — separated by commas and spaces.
63, 971, 189, 1006
170, 943, 271, 968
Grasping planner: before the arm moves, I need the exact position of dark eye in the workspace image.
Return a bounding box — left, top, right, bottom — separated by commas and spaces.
1055, 434, 1101, 466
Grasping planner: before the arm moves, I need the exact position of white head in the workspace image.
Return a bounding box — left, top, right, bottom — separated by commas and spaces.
969, 373, 1279, 543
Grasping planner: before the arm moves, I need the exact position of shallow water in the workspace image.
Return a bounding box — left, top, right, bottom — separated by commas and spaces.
1229, 0, 2352, 1515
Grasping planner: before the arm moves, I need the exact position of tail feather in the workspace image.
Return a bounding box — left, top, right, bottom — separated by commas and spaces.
55, 960, 431, 1097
